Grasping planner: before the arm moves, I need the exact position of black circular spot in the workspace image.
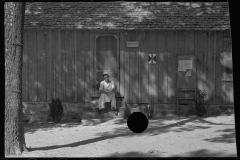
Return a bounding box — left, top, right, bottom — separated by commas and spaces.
127, 112, 148, 133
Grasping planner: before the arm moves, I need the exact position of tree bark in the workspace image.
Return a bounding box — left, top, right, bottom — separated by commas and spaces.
5, 2, 27, 156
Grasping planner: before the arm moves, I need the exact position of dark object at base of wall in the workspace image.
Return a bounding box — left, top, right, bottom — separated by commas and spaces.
48, 98, 64, 123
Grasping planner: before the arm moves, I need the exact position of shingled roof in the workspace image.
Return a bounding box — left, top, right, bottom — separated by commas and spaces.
24, 2, 230, 30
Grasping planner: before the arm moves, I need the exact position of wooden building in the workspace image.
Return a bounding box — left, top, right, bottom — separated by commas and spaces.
22, 2, 233, 110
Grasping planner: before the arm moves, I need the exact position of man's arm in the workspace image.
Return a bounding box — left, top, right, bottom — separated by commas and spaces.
98, 81, 107, 94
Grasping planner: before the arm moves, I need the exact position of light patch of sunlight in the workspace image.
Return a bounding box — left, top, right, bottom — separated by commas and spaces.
34, 81, 43, 88
97, 13, 107, 18
160, 2, 171, 5
119, 84, 124, 95
77, 78, 84, 87
196, 12, 203, 16
23, 55, 28, 62
197, 81, 205, 91
86, 18, 92, 22
149, 73, 157, 96
191, 3, 201, 8
121, 2, 153, 22
198, 71, 207, 81
63, 14, 71, 18
225, 85, 234, 103
162, 73, 168, 97
203, 84, 210, 100
25, 8, 31, 14
205, 3, 213, 6
159, 53, 165, 61
63, 65, 68, 72
38, 51, 46, 59
167, 75, 175, 98
66, 88, 71, 96
30, 22, 39, 26
33, 11, 42, 15
138, 51, 145, 59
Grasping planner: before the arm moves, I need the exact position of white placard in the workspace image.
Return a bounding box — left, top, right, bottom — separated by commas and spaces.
183, 60, 192, 70
178, 60, 193, 71
126, 41, 139, 47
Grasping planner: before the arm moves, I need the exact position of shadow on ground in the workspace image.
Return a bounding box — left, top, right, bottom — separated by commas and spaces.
104, 149, 236, 157
24, 118, 117, 134
28, 113, 235, 152
204, 128, 236, 143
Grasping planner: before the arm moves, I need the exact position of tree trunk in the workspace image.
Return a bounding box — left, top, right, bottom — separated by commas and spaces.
5, 2, 27, 156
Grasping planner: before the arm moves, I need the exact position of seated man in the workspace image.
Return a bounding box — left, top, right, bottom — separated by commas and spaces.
98, 72, 117, 113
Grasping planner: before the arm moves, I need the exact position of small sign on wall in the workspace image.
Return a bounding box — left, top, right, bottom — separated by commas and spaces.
126, 41, 139, 47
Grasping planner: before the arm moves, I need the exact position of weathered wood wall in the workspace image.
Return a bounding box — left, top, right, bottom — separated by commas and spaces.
22, 29, 233, 105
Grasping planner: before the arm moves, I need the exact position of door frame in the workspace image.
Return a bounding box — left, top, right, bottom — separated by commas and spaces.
92, 32, 120, 93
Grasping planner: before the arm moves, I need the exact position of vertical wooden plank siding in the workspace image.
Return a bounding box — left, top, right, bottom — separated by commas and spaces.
223, 30, 233, 105
209, 31, 215, 104
84, 31, 91, 101
164, 31, 168, 103
65, 30, 72, 102
89, 31, 94, 99
124, 31, 130, 103
213, 31, 217, 104
203, 31, 208, 101
194, 30, 198, 92
177, 31, 185, 55
37, 30, 47, 101
22, 31, 28, 101
119, 32, 125, 97
27, 30, 37, 101
215, 31, 223, 105
136, 30, 140, 102
156, 30, 167, 103
70, 30, 75, 102
148, 30, 158, 103
76, 30, 84, 102
59, 30, 65, 101
58, 30, 63, 100
128, 30, 137, 103
23, 29, 231, 106
186, 30, 195, 55
205, 31, 213, 103
74, 30, 77, 102
52, 30, 59, 100
46, 30, 51, 102
139, 30, 149, 103
167, 31, 177, 104
196, 31, 205, 93
187, 30, 195, 88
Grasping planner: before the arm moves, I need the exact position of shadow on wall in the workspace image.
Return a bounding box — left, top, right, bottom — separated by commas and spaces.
22, 31, 233, 106
22, 2, 232, 105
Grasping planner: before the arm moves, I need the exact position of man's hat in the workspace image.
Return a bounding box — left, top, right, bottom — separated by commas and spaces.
103, 71, 109, 77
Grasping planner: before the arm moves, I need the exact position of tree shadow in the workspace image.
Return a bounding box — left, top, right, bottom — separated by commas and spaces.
172, 149, 236, 157
204, 128, 236, 143
106, 151, 156, 157
104, 149, 236, 157
24, 117, 122, 134
28, 115, 220, 152
24, 120, 82, 134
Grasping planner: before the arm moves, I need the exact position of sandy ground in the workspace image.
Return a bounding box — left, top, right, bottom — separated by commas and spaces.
7, 113, 237, 157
